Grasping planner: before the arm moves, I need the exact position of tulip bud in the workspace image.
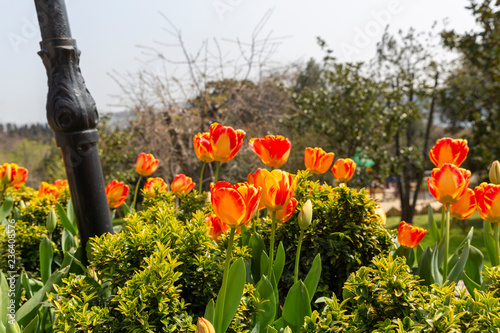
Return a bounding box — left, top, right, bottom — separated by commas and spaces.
195, 317, 215, 333
2, 164, 11, 185
298, 199, 313, 230
489, 160, 500, 185
19, 200, 26, 209
283, 327, 293, 333
46, 208, 57, 233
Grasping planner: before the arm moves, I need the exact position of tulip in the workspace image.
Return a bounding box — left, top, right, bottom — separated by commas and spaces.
274, 197, 298, 223
304, 147, 335, 174
193, 132, 214, 163
1, 163, 11, 185
136, 152, 160, 176
195, 317, 215, 333
397, 221, 427, 249
143, 177, 168, 197
259, 169, 298, 212
475, 183, 500, 223
46, 208, 58, 234
249, 135, 291, 168
1, 163, 28, 189
247, 169, 266, 210
205, 214, 230, 242
331, 158, 356, 182
210, 122, 246, 163
298, 199, 313, 231
429, 137, 468, 168
489, 160, 500, 185
450, 188, 476, 220
211, 181, 261, 228
171, 174, 196, 196
427, 164, 470, 205
38, 182, 59, 199
105, 180, 129, 209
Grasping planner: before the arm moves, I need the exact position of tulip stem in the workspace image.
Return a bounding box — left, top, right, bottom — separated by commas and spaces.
131, 175, 143, 211
294, 228, 305, 284
199, 162, 206, 193
268, 210, 277, 278
494, 223, 500, 268
443, 204, 450, 282
217, 227, 236, 333
214, 162, 221, 183
440, 204, 445, 239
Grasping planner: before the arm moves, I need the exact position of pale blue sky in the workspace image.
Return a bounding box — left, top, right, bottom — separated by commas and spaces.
1, 0, 477, 125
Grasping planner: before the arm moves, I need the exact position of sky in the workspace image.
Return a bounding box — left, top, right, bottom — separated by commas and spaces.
0, 0, 478, 125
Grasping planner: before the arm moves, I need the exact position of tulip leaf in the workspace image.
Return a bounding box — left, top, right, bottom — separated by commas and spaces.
254, 276, 276, 329
455, 227, 474, 252
427, 204, 439, 244
0, 195, 13, 223
0, 272, 9, 326
39, 237, 53, 284
483, 220, 498, 267
416, 247, 433, 285
122, 202, 130, 216
204, 299, 215, 325
267, 325, 278, 333
282, 280, 311, 333
465, 244, 484, 286
21, 314, 39, 333
462, 271, 481, 297
240, 225, 251, 247
250, 233, 266, 284
273, 242, 285, 283
61, 229, 75, 254
448, 241, 470, 283
431, 244, 443, 285
260, 251, 270, 280
66, 198, 76, 225
20, 273, 33, 301
16, 265, 69, 327
55, 203, 78, 236
304, 254, 321, 303
272, 318, 284, 332
250, 322, 260, 333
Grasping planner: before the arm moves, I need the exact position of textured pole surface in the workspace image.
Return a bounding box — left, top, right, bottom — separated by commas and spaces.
34, 0, 113, 264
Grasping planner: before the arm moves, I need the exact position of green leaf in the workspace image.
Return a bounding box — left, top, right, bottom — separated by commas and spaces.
484, 220, 497, 266
430, 244, 442, 285
16, 266, 70, 327
465, 245, 484, 286
61, 229, 75, 254
271, 318, 283, 332
122, 202, 130, 216
250, 233, 266, 284
39, 237, 53, 284
282, 281, 311, 333
240, 225, 251, 247
267, 326, 278, 333
304, 254, 321, 303
20, 273, 33, 301
204, 299, 215, 325
273, 242, 285, 283
5, 321, 20, 333
0, 272, 10, 326
55, 203, 78, 236
66, 199, 76, 225
21, 315, 38, 333
250, 323, 260, 333
0, 196, 13, 223
416, 247, 433, 284
260, 252, 270, 280
427, 204, 439, 243
462, 271, 481, 297
448, 241, 470, 283
254, 276, 276, 329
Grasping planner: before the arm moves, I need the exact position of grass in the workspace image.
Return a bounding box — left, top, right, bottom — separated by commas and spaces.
387, 210, 492, 267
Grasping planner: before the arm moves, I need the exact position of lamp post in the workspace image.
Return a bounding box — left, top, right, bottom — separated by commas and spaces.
34, 0, 113, 264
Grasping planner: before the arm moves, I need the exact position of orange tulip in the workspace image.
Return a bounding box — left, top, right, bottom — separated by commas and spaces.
475, 183, 500, 223
427, 164, 470, 205
247, 169, 266, 210
53, 179, 69, 191
274, 197, 298, 223
193, 132, 214, 163
249, 135, 291, 168
450, 188, 476, 220
143, 177, 168, 197
205, 214, 230, 242
171, 174, 196, 195
136, 153, 160, 176
210, 122, 246, 163
38, 182, 59, 199
105, 179, 129, 209
1, 163, 28, 189
331, 158, 356, 182
397, 221, 427, 249
304, 147, 335, 174
429, 137, 469, 168
195, 317, 215, 333
259, 169, 298, 212
211, 181, 261, 228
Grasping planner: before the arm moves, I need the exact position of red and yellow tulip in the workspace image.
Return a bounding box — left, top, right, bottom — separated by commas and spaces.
429, 137, 469, 168
205, 214, 230, 242
247, 169, 266, 210
195, 317, 215, 333
38, 182, 59, 199
171, 174, 196, 195
210, 122, 246, 163
274, 197, 298, 223
475, 182, 500, 223
143, 177, 168, 197
331, 158, 356, 182
105, 180, 129, 209
427, 164, 470, 205
249, 135, 291, 168
136, 153, 160, 176
450, 188, 477, 220
193, 132, 214, 163
259, 169, 297, 212
304, 147, 334, 174
397, 221, 427, 249
211, 181, 261, 228
1, 163, 28, 189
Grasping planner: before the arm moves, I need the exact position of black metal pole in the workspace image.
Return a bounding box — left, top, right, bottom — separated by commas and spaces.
34, 0, 113, 264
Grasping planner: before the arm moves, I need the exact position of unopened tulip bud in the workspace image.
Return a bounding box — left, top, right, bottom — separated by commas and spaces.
489, 160, 500, 185
195, 317, 215, 333
2, 164, 11, 185
19, 200, 26, 209
46, 208, 57, 233
298, 199, 313, 230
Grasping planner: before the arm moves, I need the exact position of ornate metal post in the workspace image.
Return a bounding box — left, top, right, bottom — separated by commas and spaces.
34, 0, 113, 264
